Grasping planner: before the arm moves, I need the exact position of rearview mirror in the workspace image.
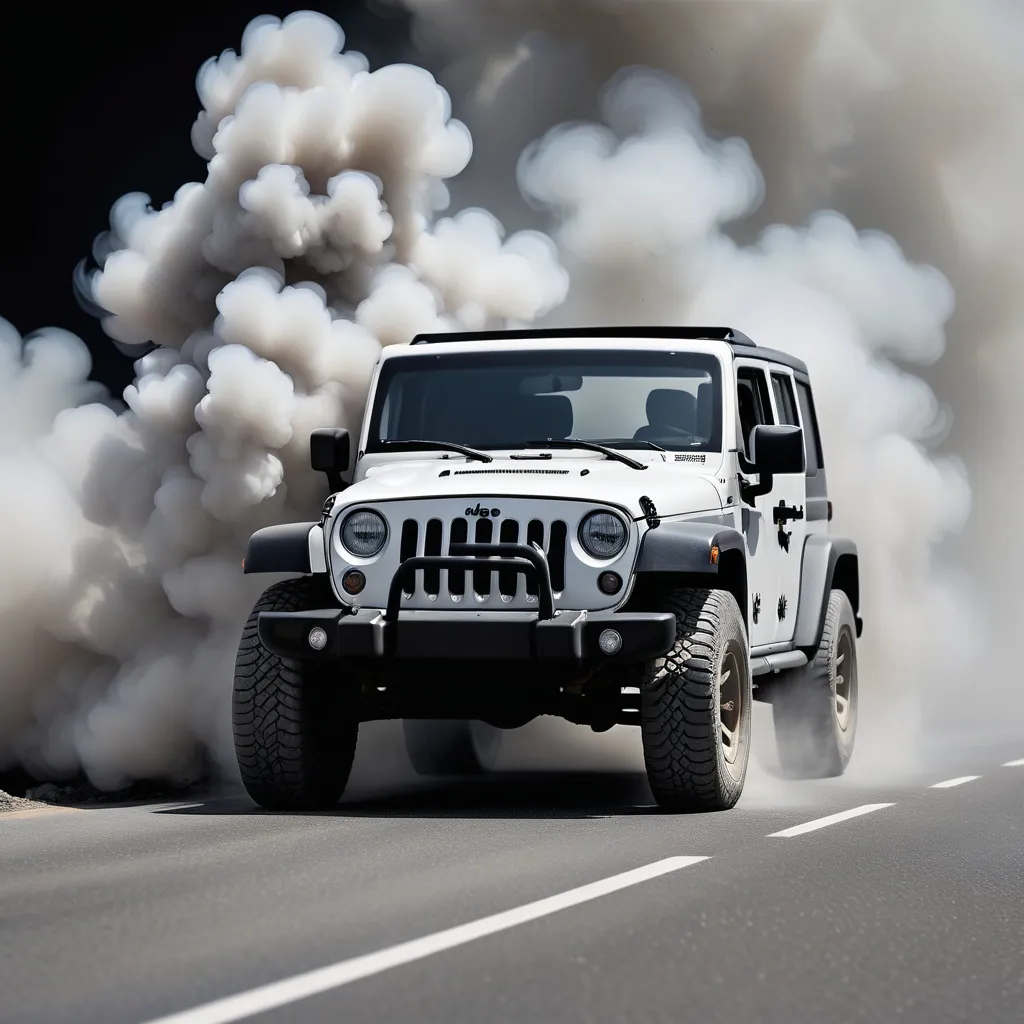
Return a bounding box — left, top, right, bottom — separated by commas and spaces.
310, 428, 350, 492
518, 373, 583, 394
742, 424, 804, 500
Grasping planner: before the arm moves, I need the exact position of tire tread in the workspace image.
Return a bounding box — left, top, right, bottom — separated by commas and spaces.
640, 588, 751, 812
232, 578, 357, 811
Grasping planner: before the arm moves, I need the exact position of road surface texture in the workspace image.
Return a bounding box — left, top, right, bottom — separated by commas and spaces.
3, 723, 1023, 1024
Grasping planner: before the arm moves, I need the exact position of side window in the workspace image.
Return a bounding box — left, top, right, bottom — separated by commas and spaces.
736, 367, 774, 455
770, 371, 799, 426
794, 380, 823, 472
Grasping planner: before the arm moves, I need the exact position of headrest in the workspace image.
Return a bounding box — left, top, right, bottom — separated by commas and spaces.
646, 388, 697, 430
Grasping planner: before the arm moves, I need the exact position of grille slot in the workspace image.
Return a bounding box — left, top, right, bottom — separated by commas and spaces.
525, 520, 545, 597
448, 517, 468, 597
473, 518, 494, 595
498, 519, 520, 598
423, 519, 443, 596
548, 520, 568, 593
400, 520, 418, 596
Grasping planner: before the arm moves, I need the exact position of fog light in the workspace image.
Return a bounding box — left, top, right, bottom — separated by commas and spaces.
308, 626, 328, 651
342, 569, 366, 595
598, 628, 622, 655
598, 571, 622, 595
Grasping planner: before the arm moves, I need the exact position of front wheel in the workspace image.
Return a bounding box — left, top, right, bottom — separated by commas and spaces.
772, 589, 858, 778
640, 588, 752, 812
232, 578, 359, 811
402, 720, 503, 776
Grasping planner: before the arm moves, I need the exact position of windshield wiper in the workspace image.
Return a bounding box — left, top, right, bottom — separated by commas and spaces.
590, 437, 667, 452
524, 438, 648, 471
380, 439, 493, 463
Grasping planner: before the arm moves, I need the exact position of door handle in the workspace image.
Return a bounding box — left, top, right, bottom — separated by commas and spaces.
773, 501, 804, 524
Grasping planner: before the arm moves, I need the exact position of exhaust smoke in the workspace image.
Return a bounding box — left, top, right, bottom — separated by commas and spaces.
0, 3, 1017, 793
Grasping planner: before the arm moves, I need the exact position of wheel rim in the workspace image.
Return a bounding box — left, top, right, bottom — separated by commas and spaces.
834, 628, 855, 732
719, 640, 745, 776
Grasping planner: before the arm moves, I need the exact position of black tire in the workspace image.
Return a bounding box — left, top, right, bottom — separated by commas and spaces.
402, 720, 502, 776
640, 588, 752, 812
232, 578, 358, 811
772, 589, 858, 778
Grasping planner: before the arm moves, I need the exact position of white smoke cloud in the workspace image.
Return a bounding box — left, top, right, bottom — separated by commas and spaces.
0, 10, 565, 790
0, 2, 1014, 791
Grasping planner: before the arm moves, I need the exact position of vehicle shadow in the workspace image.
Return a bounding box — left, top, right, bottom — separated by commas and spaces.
155, 770, 662, 820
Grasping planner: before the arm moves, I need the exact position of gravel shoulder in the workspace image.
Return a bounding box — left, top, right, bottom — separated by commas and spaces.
0, 789, 49, 814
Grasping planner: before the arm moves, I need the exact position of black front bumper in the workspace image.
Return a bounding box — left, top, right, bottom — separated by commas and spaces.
258, 543, 675, 663
258, 606, 676, 662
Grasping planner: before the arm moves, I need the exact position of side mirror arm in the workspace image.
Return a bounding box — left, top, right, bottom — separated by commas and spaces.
736, 449, 772, 504
739, 470, 773, 504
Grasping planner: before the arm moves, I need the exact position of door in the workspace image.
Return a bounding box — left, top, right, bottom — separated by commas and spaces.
735, 363, 779, 648
766, 369, 808, 644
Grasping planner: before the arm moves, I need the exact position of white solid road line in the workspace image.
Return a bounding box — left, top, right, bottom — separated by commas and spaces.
139, 855, 709, 1024
929, 775, 981, 789
767, 803, 895, 839
1003, 758, 1024, 767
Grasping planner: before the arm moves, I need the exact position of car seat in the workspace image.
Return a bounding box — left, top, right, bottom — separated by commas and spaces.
634, 388, 697, 442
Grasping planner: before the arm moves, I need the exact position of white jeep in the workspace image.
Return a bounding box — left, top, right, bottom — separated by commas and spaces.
234, 327, 861, 812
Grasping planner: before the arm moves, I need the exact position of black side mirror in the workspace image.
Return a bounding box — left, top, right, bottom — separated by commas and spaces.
741, 424, 804, 500
310, 428, 350, 493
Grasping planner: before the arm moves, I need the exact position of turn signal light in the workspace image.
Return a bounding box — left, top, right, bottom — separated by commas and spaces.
710, 545, 720, 565
342, 569, 366, 595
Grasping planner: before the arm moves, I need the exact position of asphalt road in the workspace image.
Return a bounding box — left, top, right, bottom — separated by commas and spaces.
3, 721, 1023, 1024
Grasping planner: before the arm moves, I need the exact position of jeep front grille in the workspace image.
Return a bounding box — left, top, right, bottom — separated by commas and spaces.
328, 496, 639, 612
400, 516, 568, 601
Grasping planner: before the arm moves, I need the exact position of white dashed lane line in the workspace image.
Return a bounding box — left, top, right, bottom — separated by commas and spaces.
767, 803, 895, 838
1002, 758, 1024, 767
139, 855, 710, 1024
929, 775, 981, 789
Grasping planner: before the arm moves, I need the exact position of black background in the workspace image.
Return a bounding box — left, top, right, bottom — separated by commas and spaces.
0, 2, 411, 395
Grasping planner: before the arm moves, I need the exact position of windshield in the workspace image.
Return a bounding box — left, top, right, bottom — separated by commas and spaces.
366, 349, 723, 454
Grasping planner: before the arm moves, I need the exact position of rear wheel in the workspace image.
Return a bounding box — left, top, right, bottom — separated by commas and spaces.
402, 720, 503, 776
772, 589, 858, 778
232, 578, 358, 811
640, 588, 752, 812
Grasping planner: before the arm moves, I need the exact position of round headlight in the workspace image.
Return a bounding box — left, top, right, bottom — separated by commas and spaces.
340, 509, 388, 558
578, 510, 627, 560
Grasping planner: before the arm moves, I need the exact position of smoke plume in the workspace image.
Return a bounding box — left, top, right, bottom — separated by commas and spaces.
0, 2, 1018, 791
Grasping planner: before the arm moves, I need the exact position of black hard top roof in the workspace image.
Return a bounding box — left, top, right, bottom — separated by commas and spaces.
410, 325, 755, 346
408, 325, 809, 374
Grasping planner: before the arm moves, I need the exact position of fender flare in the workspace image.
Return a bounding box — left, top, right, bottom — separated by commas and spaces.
634, 519, 748, 625
792, 534, 861, 649
242, 522, 320, 575
635, 519, 746, 574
